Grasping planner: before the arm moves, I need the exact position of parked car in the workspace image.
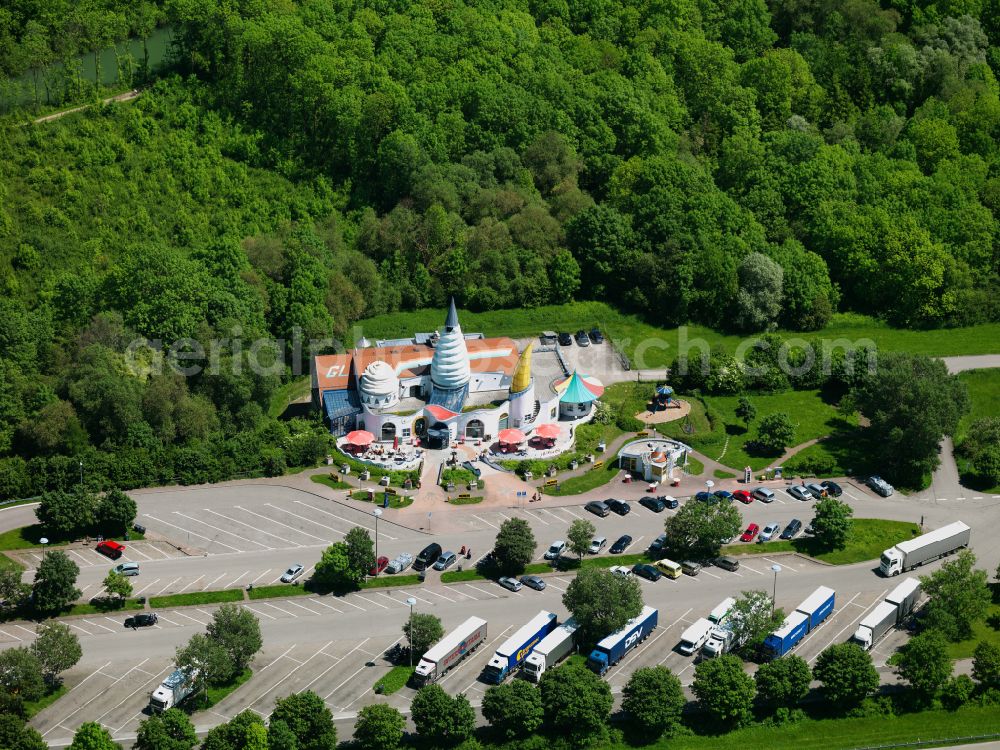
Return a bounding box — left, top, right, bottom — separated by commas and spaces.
806, 483, 828, 499
632, 563, 662, 581
732, 490, 753, 504
575, 330, 590, 346
714, 556, 741, 572
588, 536, 608, 554
789, 485, 813, 501
520, 575, 546, 591
96, 540, 125, 559
124, 613, 158, 629
413, 543, 443, 571
804, 523, 815, 535
588, 328, 604, 344
610, 535, 633, 554
658, 495, 680, 509
558, 332, 573, 346
867, 476, 894, 497
544, 540, 566, 560
433, 551, 458, 571
639, 496, 665, 513
695, 491, 715, 503
759, 522, 781, 542
498, 576, 522, 592
681, 560, 702, 576
649, 533, 667, 554
386, 553, 414, 574
780, 519, 803, 540
609, 565, 633, 579
753, 487, 776, 503
714, 490, 733, 502
114, 562, 140, 577
281, 564, 304, 583
605, 499, 631, 516
369, 556, 389, 576
740, 523, 760, 542
821, 480, 843, 497
585, 500, 610, 517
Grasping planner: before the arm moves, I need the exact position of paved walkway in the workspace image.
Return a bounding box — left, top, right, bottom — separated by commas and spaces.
31, 89, 140, 124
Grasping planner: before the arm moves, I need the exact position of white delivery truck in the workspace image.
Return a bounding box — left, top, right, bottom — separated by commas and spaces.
149, 668, 198, 713
701, 623, 735, 658
852, 578, 921, 650
678, 618, 715, 656
414, 616, 488, 686
879, 522, 970, 576
523, 618, 578, 682
708, 597, 736, 624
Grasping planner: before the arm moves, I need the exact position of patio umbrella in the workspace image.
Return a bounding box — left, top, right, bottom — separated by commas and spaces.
656, 386, 674, 396
345, 430, 375, 446
534, 423, 560, 439
498, 428, 527, 444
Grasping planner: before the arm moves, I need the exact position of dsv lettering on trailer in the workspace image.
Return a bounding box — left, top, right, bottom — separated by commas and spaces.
624, 628, 643, 651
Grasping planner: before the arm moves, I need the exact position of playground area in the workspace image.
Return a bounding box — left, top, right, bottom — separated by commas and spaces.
634, 385, 691, 424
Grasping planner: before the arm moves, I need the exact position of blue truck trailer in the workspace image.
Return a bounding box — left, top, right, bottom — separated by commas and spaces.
795, 586, 835, 631
587, 606, 658, 676
764, 610, 809, 658
483, 610, 557, 683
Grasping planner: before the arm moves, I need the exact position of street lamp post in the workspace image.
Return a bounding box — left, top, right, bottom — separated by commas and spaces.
771, 564, 782, 614
406, 597, 417, 668
372, 508, 382, 577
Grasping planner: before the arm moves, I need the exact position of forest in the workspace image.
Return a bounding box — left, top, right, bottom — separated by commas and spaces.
0, 0, 999, 497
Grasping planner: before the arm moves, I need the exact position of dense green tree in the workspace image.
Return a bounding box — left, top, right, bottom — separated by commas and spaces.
662, 498, 742, 559
692, 654, 756, 727
32, 551, 81, 614
0, 648, 45, 701
0, 568, 30, 613
891, 630, 952, 702
972, 641, 1000, 687
31, 621, 82, 683
728, 591, 786, 654
266, 720, 297, 750
270, 692, 337, 750
493, 517, 537, 576
482, 679, 544, 740
344, 527, 375, 582
135, 709, 197, 750
735, 397, 757, 430
940, 674, 976, 710
814, 643, 879, 709
959, 418, 1000, 485
622, 665, 685, 739
311, 542, 355, 593
175, 633, 232, 689
206, 604, 262, 675
539, 662, 614, 744
562, 567, 643, 647
410, 685, 476, 746
68, 722, 119, 750
0, 713, 46, 750
921, 550, 992, 640
566, 519, 597, 561
733, 252, 783, 332
95, 490, 137, 535
353, 704, 406, 750
36, 490, 95, 539
754, 655, 812, 710
810, 497, 853, 550
102, 571, 132, 601
403, 613, 444, 658
201, 711, 266, 750
753, 413, 795, 454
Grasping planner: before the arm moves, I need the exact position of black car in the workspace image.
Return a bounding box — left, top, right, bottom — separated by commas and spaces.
821, 480, 843, 497
695, 491, 715, 503
632, 563, 662, 581
605, 499, 631, 516
610, 535, 633, 554
558, 332, 573, 346
125, 613, 158, 629
658, 495, 680, 509
588, 328, 604, 344
585, 500, 610, 517
780, 519, 803, 540
639, 496, 665, 513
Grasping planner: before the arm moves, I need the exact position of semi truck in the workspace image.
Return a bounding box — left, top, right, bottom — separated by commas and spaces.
795, 586, 836, 631
879, 521, 970, 576
701, 622, 736, 659
764, 610, 809, 658
149, 668, 198, 713
414, 616, 488, 686
587, 606, 658, 676
678, 618, 715, 656
708, 597, 736, 624
523, 618, 579, 682
483, 611, 557, 683
852, 578, 921, 650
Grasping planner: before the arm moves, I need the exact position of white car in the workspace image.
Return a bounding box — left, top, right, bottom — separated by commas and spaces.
544, 540, 566, 560
113, 562, 140, 576
386, 553, 414, 574
588, 536, 608, 554
280, 564, 304, 583
609, 565, 633, 579
758, 523, 781, 542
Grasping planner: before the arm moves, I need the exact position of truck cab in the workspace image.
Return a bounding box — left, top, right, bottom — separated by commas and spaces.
880, 548, 903, 576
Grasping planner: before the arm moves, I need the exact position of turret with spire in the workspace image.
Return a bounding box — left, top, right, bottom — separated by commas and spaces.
430, 297, 471, 390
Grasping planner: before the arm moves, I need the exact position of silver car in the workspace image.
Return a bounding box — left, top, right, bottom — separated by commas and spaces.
386, 553, 414, 574
113, 562, 140, 577
759, 523, 780, 542
499, 576, 522, 592
280, 564, 304, 583
433, 551, 457, 571
520, 575, 546, 591
544, 540, 566, 560
789, 485, 812, 501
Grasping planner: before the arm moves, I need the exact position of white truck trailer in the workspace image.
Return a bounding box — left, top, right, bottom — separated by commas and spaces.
879, 522, 970, 576
523, 618, 579, 682
678, 618, 715, 656
414, 616, 488, 686
708, 597, 736, 624
852, 578, 921, 650
149, 668, 198, 713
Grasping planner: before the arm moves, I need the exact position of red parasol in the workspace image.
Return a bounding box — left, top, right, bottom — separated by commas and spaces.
345, 430, 375, 446
498, 428, 527, 444
534, 423, 560, 439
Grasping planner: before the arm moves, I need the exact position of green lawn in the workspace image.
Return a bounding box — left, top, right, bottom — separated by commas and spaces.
361, 574, 422, 589
199, 669, 252, 711
0, 554, 24, 572
722, 519, 920, 565
686, 455, 705, 476
448, 496, 484, 505
24, 684, 67, 718
64, 598, 146, 616
703, 390, 857, 471
945, 596, 1000, 659
440, 562, 551, 584
954, 369, 1000, 493
268, 376, 312, 419
543, 462, 620, 496
310, 474, 353, 491
347, 490, 415, 509
149, 590, 244, 608
714, 469, 736, 479
248, 584, 312, 600
374, 665, 414, 695
0, 525, 145, 551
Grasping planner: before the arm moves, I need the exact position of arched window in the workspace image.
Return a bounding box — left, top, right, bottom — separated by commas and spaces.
466, 419, 484, 438
381, 422, 397, 441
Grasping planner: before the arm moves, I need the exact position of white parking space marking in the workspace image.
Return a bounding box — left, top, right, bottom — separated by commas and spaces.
200, 573, 228, 591
226, 571, 251, 588
42, 659, 150, 737
0, 627, 22, 641
808, 591, 887, 664
155, 614, 181, 626
173, 610, 209, 626
244, 605, 277, 621
68, 623, 91, 635
177, 575, 206, 593
762, 558, 792, 572
292, 500, 397, 540
261, 601, 299, 618
319, 639, 373, 700
373, 592, 403, 608
68, 549, 94, 566
309, 597, 344, 613
144, 514, 240, 552
92, 664, 172, 724
127, 546, 153, 561
265, 503, 345, 538
252, 570, 272, 585
284, 600, 325, 616
235, 505, 329, 543
472, 514, 500, 530
425, 588, 460, 603
740, 562, 764, 575
701, 569, 721, 580
173, 509, 272, 549
84, 619, 115, 633
353, 594, 386, 610
438, 626, 511, 688
201, 509, 290, 547
133, 578, 161, 596
463, 583, 500, 599
259, 646, 295, 671
248, 640, 337, 709
543, 579, 567, 592
525, 510, 550, 525
656, 608, 695, 665
561, 507, 587, 520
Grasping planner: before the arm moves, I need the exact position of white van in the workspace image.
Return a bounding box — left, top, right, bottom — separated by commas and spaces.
753, 487, 776, 503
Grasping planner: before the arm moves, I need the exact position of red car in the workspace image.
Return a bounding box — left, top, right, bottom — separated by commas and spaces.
369, 556, 389, 576
733, 490, 753, 504
96, 540, 125, 559
739, 523, 760, 542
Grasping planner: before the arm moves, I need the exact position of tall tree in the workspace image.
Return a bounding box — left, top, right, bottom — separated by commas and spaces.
622, 665, 685, 740
810, 497, 854, 550
482, 680, 544, 740
814, 643, 879, 710
175, 633, 232, 689
270, 692, 337, 750
96, 489, 137, 535
891, 630, 951, 703
32, 550, 81, 613
566, 519, 597, 561
493, 517, 536, 576
692, 655, 756, 727
754, 655, 812, 710
311, 542, 355, 593
0, 713, 46, 750
410, 685, 475, 746
102, 571, 133, 601
662, 499, 742, 559
206, 604, 262, 675
135, 709, 197, 750
68, 722, 119, 750
0, 648, 45, 701
539, 662, 613, 745
735, 397, 757, 431
753, 413, 795, 454
728, 591, 785, 654
733, 252, 783, 332
344, 527, 375, 582
403, 613, 444, 658
920, 550, 991, 640
31, 621, 82, 683
972, 641, 1000, 688
353, 704, 406, 750
562, 567, 643, 647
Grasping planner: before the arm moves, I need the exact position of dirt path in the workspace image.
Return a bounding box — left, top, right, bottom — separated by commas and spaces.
32, 88, 141, 124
